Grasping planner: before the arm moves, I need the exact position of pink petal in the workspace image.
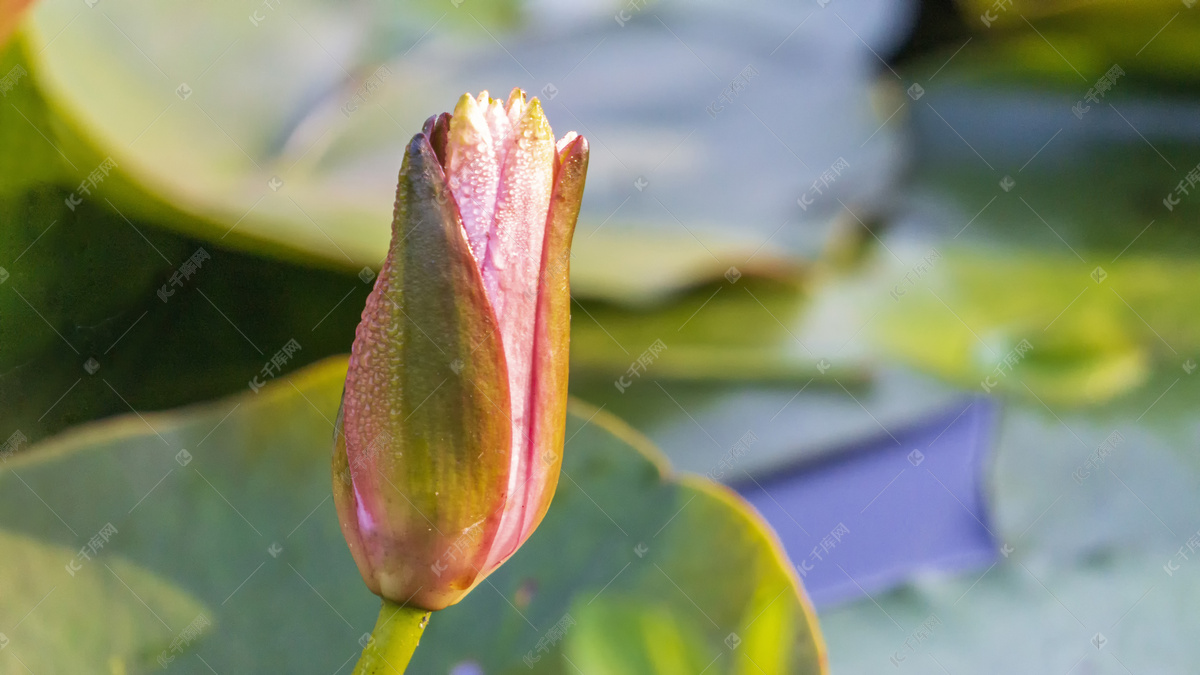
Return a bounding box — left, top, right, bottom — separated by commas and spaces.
505, 87, 526, 131
517, 134, 588, 546
445, 93, 500, 264
480, 97, 557, 571
485, 98, 514, 173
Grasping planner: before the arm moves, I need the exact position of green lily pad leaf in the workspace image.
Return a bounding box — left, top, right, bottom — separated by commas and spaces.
570, 277, 829, 383
0, 357, 825, 674
14, 0, 891, 304
0, 528, 211, 674
0, 31, 848, 458
0, 42, 61, 198
569, 368, 965, 481
0, 358, 380, 674
13, 1, 518, 273
0, 167, 380, 448
839, 70, 1200, 408
565, 597, 713, 675
0, 38, 389, 448
948, 1, 1200, 87
872, 250, 1168, 405
797, 235, 1200, 407
568, 267, 903, 385
820, 371, 1200, 673
570, 229, 802, 306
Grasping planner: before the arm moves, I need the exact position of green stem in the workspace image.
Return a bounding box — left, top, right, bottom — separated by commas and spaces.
351, 600, 431, 675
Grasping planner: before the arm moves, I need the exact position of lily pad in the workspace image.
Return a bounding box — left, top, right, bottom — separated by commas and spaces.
949, 1, 1200, 88
0, 35, 384, 447
820, 372, 1200, 673
0, 528, 211, 674
570, 277, 828, 383
569, 368, 966, 481
14, 0, 904, 302
0, 356, 825, 673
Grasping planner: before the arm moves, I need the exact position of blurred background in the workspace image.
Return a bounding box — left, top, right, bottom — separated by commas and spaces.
2, 0, 1200, 672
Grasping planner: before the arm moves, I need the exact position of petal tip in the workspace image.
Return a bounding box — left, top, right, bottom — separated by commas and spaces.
519, 97, 553, 139
454, 92, 481, 118
404, 132, 443, 174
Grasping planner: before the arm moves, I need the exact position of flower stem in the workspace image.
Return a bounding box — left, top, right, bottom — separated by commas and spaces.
351, 600, 431, 675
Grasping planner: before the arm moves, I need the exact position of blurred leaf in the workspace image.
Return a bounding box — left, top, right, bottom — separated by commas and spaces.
873, 251, 1187, 405
0, 356, 824, 674
0, 36, 379, 447
570, 277, 836, 383
947, 1, 1200, 88
800, 109, 1200, 405
568, 271, 972, 479
811, 244, 1199, 407
12, 1, 878, 304
820, 372, 1200, 672
915, 136, 1200, 258
569, 369, 966, 481
0, 528, 211, 674
1, 359, 366, 674
565, 598, 712, 675
0, 41, 60, 195
13, 0, 519, 273
0, 34, 815, 447
0, 170, 373, 446
569, 229, 804, 306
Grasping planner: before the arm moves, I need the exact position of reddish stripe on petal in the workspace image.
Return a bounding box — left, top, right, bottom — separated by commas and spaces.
478, 98, 557, 573
516, 134, 588, 547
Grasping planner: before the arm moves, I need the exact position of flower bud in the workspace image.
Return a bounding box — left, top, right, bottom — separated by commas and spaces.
333, 89, 588, 611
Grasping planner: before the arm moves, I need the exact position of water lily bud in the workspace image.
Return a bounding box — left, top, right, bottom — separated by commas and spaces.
333, 89, 588, 611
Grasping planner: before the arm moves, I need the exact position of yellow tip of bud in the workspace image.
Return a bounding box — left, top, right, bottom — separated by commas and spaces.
519, 96, 553, 141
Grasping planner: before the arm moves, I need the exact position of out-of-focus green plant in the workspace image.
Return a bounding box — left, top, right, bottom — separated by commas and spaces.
874, 252, 1178, 405
0, 529, 212, 673
951, 0, 1200, 87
